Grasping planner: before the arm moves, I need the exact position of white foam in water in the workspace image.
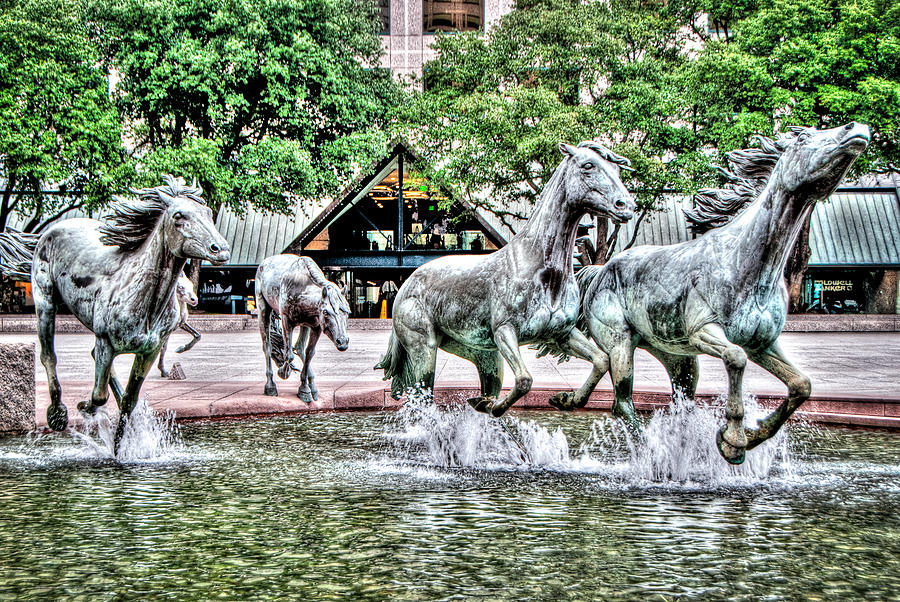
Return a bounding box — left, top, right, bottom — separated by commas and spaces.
385, 387, 793, 486
387, 387, 571, 470
68, 399, 184, 463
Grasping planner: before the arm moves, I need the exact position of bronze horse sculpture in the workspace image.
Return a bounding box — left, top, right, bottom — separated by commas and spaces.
32, 175, 230, 453
376, 142, 636, 415
256, 254, 350, 401
558, 123, 870, 464
157, 273, 201, 378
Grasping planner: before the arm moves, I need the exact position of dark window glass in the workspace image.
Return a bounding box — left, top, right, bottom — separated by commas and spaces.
378, 0, 390, 35
423, 0, 483, 33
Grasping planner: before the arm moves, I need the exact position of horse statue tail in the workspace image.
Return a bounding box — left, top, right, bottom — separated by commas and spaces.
375, 329, 415, 399
0, 230, 40, 281
267, 312, 297, 376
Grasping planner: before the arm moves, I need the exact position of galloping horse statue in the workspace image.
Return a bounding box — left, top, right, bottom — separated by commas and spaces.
256, 254, 350, 401
157, 273, 201, 378
376, 142, 636, 416
561, 122, 869, 464
32, 175, 230, 453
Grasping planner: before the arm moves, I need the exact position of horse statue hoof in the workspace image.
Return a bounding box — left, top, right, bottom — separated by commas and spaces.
716, 427, 746, 465
549, 391, 576, 412
264, 383, 278, 397
297, 389, 313, 403
46, 404, 68, 431
467, 396, 492, 414
76, 400, 98, 415
277, 363, 292, 380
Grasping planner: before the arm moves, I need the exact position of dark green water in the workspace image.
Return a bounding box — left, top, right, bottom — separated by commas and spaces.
0, 409, 898, 600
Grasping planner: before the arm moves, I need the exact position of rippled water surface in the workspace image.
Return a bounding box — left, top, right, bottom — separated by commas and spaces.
1, 403, 899, 600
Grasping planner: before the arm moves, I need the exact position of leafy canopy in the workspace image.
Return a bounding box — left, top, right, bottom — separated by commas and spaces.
0, 0, 128, 231
89, 0, 404, 213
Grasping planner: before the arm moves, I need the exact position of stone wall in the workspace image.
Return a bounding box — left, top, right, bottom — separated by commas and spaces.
0, 342, 35, 433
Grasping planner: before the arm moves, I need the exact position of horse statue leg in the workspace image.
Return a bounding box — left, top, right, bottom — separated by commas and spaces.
113, 350, 157, 454
469, 324, 532, 417
175, 323, 201, 353
746, 341, 812, 449
548, 330, 609, 411
688, 323, 749, 464
80, 338, 116, 414
644, 346, 700, 401
33, 270, 67, 431
297, 327, 318, 402
257, 296, 278, 396
442, 339, 504, 402
157, 336, 171, 378
387, 298, 440, 397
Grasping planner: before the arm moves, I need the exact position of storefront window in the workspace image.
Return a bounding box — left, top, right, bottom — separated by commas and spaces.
423, 0, 483, 33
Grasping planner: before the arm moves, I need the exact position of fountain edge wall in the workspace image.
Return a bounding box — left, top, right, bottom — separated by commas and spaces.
0, 342, 36, 433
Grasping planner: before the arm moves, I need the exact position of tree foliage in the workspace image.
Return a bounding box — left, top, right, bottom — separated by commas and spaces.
0, 0, 128, 232
400, 0, 900, 252
89, 0, 403, 214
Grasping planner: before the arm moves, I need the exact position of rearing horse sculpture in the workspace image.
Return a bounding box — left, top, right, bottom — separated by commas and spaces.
561, 123, 870, 463
32, 175, 230, 453
376, 142, 636, 415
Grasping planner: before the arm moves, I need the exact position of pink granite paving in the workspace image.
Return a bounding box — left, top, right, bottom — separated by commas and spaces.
1, 328, 897, 428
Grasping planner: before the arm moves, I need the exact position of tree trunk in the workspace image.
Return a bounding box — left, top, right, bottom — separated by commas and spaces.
784, 214, 813, 313
594, 217, 609, 264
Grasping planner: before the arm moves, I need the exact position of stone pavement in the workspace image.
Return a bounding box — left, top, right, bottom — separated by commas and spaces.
1, 328, 898, 429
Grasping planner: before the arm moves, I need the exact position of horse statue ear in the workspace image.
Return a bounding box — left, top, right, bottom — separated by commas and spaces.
559, 143, 576, 157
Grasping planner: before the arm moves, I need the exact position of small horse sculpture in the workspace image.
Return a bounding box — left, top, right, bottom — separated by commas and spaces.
376, 142, 636, 416
563, 123, 870, 463
256, 254, 350, 400
32, 175, 230, 452
0, 229, 39, 280
157, 273, 201, 378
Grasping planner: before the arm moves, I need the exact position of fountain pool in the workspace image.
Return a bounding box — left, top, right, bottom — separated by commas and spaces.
0, 401, 898, 599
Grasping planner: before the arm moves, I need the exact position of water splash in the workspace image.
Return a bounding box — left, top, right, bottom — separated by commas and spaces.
384, 387, 794, 486
386, 387, 570, 469
578, 393, 793, 486
69, 399, 184, 463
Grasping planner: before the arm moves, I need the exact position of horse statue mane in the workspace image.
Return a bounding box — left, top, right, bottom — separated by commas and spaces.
99, 175, 206, 250
684, 131, 799, 234
577, 141, 634, 171
0, 229, 40, 280
297, 255, 351, 313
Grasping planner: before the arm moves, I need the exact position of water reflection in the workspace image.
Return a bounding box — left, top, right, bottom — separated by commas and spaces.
0, 409, 898, 599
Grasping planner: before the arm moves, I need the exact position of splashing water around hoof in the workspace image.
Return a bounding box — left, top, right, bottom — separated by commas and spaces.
71, 399, 184, 463
387, 386, 571, 469
386, 387, 793, 486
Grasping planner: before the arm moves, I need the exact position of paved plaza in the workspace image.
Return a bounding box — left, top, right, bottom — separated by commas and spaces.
2, 326, 898, 428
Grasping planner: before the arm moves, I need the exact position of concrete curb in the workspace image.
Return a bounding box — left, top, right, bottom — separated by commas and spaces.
31, 381, 900, 430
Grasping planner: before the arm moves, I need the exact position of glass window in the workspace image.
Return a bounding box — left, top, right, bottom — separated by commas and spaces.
423, 0, 483, 33
377, 0, 390, 35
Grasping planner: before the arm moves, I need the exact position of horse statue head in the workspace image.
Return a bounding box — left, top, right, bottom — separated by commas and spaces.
686, 122, 871, 233
100, 174, 230, 265
775, 122, 870, 195
176, 273, 199, 307
319, 282, 350, 351
558, 141, 636, 223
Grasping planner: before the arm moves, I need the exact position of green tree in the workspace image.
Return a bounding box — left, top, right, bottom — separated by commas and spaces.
0, 0, 129, 232
398, 0, 709, 257
89, 0, 403, 215
682, 0, 900, 309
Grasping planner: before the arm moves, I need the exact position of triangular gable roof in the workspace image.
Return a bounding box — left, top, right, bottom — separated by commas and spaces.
290, 140, 506, 250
